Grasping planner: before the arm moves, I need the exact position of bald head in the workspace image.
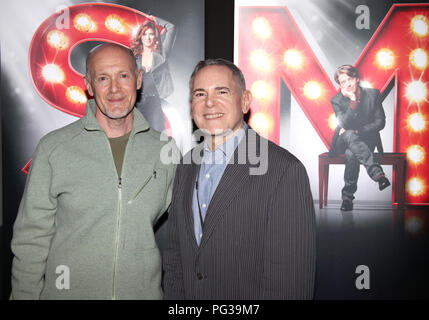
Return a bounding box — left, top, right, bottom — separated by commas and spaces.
85, 43, 139, 81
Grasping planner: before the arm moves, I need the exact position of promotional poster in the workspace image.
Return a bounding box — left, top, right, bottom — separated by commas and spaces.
1, 0, 428, 303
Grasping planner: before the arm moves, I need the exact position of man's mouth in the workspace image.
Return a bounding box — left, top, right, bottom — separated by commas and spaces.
108, 97, 125, 103
204, 113, 224, 119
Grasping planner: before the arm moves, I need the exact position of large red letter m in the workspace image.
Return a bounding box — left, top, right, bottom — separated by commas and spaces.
238, 4, 429, 205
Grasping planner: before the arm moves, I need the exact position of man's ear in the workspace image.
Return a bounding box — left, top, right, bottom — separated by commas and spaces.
84, 76, 94, 97
241, 90, 252, 114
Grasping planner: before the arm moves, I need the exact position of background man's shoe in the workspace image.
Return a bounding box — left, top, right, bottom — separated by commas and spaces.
378, 176, 391, 191
341, 200, 353, 211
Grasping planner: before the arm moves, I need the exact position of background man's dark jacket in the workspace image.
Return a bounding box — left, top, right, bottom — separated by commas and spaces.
329, 87, 386, 156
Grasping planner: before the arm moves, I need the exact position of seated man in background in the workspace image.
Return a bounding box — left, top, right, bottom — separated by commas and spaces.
329, 64, 390, 211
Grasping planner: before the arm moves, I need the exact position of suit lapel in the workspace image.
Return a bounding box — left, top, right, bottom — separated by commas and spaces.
182, 160, 200, 251
198, 132, 253, 249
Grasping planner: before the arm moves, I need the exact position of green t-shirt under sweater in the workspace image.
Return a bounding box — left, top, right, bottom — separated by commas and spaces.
108, 131, 131, 177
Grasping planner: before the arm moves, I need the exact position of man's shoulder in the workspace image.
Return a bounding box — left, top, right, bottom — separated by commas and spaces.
331, 91, 346, 104
38, 118, 84, 150
265, 138, 304, 169
361, 86, 380, 97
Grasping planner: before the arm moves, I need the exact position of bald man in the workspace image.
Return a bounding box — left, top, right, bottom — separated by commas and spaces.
10, 43, 178, 299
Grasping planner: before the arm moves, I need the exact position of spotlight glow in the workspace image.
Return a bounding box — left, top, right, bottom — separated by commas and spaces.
328, 113, 339, 130
407, 177, 425, 197
411, 15, 429, 37
406, 80, 428, 104
303, 81, 322, 100
251, 81, 273, 102
66, 86, 87, 104
42, 64, 65, 83
74, 13, 96, 32
407, 145, 425, 164
252, 17, 272, 39
408, 113, 426, 132
105, 14, 126, 34
47, 30, 69, 50
284, 49, 303, 69
250, 112, 272, 136
359, 80, 373, 89
376, 49, 395, 68
250, 50, 272, 72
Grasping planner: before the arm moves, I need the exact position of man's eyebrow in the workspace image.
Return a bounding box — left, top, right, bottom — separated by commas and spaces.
192, 88, 206, 94
215, 86, 230, 91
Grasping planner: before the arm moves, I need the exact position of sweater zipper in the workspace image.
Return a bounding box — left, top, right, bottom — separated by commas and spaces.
128, 170, 157, 204
112, 177, 122, 300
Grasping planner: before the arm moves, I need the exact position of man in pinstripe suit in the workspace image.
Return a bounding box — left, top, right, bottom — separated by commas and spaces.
163, 59, 316, 299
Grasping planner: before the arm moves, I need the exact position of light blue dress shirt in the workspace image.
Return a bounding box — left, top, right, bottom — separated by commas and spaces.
192, 124, 247, 245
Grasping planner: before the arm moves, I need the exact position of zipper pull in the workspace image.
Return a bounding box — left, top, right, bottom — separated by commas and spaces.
118, 177, 122, 189
153, 170, 157, 179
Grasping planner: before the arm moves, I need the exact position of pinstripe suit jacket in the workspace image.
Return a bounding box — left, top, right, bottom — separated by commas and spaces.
163, 129, 316, 299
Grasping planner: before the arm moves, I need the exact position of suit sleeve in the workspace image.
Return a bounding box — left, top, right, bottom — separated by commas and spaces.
360, 90, 386, 134
331, 95, 358, 129
10, 141, 57, 299
162, 165, 185, 299
261, 160, 316, 299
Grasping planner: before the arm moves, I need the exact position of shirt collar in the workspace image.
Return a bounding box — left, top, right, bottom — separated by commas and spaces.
202, 123, 248, 164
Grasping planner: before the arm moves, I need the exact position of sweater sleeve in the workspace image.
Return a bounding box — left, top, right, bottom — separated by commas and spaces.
10, 141, 57, 300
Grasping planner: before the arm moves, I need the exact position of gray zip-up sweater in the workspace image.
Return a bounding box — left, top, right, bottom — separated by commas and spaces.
11, 99, 178, 299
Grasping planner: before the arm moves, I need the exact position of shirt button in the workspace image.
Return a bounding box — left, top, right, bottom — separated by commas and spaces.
197, 273, 203, 280
202, 203, 207, 208
205, 174, 210, 179
199, 233, 202, 238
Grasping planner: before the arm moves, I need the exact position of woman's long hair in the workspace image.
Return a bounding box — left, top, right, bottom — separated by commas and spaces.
131, 20, 161, 56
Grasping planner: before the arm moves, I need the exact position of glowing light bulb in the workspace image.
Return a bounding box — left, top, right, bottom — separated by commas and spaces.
406, 80, 427, 104
408, 113, 426, 132
66, 86, 87, 104
131, 25, 140, 38
252, 17, 272, 39
303, 81, 322, 100
42, 64, 65, 83
105, 14, 126, 34
284, 49, 303, 69
411, 15, 429, 37
47, 30, 69, 50
407, 177, 425, 197
410, 48, 428, 70
250, 112, 272, 136
359, 80, 373, 89
407, 145, 425, 164
74, 13, 96, 32
328, 113, 339, 130
250, 50, 272, 72
376, 49, 395, 69
251, 81, 272, 102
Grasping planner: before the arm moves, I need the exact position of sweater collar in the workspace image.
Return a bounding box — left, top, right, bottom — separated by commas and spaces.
82, 99, 150, 134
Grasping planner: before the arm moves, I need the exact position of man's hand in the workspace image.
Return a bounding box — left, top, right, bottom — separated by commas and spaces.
341, 88, 357, 101
339, 128, 359, 136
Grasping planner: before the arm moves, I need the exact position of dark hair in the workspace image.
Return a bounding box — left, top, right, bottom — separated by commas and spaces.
189, 58, 247, 94
130, 20, 161, 56
334, 64, 359, 84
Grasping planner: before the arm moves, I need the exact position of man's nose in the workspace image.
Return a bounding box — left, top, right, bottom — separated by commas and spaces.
109, 78, 119, 93
205, 92, 215, 108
